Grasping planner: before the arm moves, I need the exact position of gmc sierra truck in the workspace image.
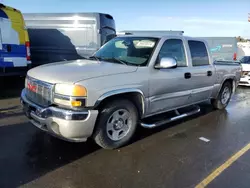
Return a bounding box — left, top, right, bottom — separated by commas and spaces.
21, 35, 241, 149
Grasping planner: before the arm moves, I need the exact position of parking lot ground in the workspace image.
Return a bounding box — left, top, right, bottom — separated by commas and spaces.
1, 79, 250, 188
206, 149, 250, 188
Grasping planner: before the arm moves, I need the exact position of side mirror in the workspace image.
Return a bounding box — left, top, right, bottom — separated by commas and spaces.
155, 57, 177, 69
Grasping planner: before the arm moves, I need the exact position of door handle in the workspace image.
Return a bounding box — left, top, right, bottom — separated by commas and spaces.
184, 72, 191, 79
207, 71, 212, 76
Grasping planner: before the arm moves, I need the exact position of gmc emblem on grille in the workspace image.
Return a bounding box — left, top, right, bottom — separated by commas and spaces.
27, 82, 37, 93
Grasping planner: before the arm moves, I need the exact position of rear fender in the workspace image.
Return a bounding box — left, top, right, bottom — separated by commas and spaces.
214, 76, 236, 98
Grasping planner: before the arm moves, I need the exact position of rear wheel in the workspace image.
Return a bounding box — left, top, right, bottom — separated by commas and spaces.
212, 81, 232, 110
93, 99, 138, 149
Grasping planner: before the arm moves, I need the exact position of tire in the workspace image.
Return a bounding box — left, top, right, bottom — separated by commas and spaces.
212, 81, 232, 110
93, 99, 138, 149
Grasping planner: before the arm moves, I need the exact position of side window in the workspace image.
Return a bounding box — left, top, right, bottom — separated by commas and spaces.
241, 56, 250, 64
247, 56, 250, 64
158, 39, 187, 67
188, 40, 209, 66
241, 56, 247, 63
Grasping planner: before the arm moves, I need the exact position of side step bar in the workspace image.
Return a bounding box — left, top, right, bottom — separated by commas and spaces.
141, 105, 201, 128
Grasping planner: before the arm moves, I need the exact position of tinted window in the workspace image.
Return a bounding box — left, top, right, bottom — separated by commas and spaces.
188, 40, 209, 66
240, 56, 250, 64
100, 14, 116, 45
158, 39, 187, 67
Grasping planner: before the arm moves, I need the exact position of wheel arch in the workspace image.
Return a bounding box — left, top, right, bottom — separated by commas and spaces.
94, 89, 146, 118
216, 76, 236, 98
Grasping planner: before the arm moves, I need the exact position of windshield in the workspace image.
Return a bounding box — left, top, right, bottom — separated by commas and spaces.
93, 37, 159, 66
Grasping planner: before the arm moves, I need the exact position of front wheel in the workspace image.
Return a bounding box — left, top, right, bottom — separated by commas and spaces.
93, 99, 138, 149
212, 81, 232, 110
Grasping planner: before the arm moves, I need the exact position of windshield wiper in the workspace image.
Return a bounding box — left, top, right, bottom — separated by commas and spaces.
88, 56, 125, 65
102, 57, 135, 66
114, 58, 139, 66
88, 56, 137, 66
88, 56, 102, 61
112, 58, 128, 66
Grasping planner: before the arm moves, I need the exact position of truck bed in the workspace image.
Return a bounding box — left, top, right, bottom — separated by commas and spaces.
214, 60, 241, 66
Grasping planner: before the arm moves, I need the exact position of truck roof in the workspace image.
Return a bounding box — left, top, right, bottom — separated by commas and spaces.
117, 30, 184, 36
116, 34, 207, 43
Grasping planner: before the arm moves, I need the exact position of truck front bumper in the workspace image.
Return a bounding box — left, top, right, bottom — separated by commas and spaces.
20, 89, 98, 142
239, 76, 250, 86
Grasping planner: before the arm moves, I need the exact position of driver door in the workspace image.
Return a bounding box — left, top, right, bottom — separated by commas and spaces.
148, 38, 193, 115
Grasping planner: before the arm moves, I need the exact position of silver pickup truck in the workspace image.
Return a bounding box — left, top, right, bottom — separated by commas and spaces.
21, 35, 241, 149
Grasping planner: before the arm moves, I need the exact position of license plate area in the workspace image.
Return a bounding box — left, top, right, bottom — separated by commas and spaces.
22, 101, 31, 118
22, 100, 48, 130
22, 100, 41, 119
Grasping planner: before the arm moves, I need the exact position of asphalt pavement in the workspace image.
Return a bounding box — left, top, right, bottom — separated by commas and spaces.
1, 77, 250, 188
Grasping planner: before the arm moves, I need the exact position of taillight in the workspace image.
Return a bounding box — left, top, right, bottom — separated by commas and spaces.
233, 53, 237, 61
25, 41, 31, 61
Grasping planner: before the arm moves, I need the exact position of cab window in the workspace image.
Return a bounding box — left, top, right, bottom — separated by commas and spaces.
188, 40, 210, 66
158, 39, 187, 67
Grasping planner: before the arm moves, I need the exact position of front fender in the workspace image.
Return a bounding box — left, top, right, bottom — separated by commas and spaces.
94, 88, 147, 117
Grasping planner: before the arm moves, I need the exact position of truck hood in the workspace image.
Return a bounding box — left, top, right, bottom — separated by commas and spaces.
241, 63, 250, 72
28, 59, 138, 84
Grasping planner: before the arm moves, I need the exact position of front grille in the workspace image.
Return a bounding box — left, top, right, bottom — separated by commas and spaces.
240, 81, 249, 84
25, 77, 54, 107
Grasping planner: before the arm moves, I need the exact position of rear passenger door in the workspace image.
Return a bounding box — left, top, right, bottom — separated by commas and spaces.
188, 40, 215, 103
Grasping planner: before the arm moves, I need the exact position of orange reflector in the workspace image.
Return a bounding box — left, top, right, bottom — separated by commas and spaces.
72, 85, 87, 97
71, 100, 82, 107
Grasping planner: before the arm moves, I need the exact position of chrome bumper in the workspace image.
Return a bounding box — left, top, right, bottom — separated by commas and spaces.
21, 89, 98, 142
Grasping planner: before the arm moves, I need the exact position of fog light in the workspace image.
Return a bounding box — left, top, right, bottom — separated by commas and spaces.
71, 100, 82, 107
54, 98, 71, 106
50, 122, 60, 135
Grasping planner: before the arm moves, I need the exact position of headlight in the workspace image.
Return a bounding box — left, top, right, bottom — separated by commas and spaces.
54, 84, 87, 108
55, 84, 87, 97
